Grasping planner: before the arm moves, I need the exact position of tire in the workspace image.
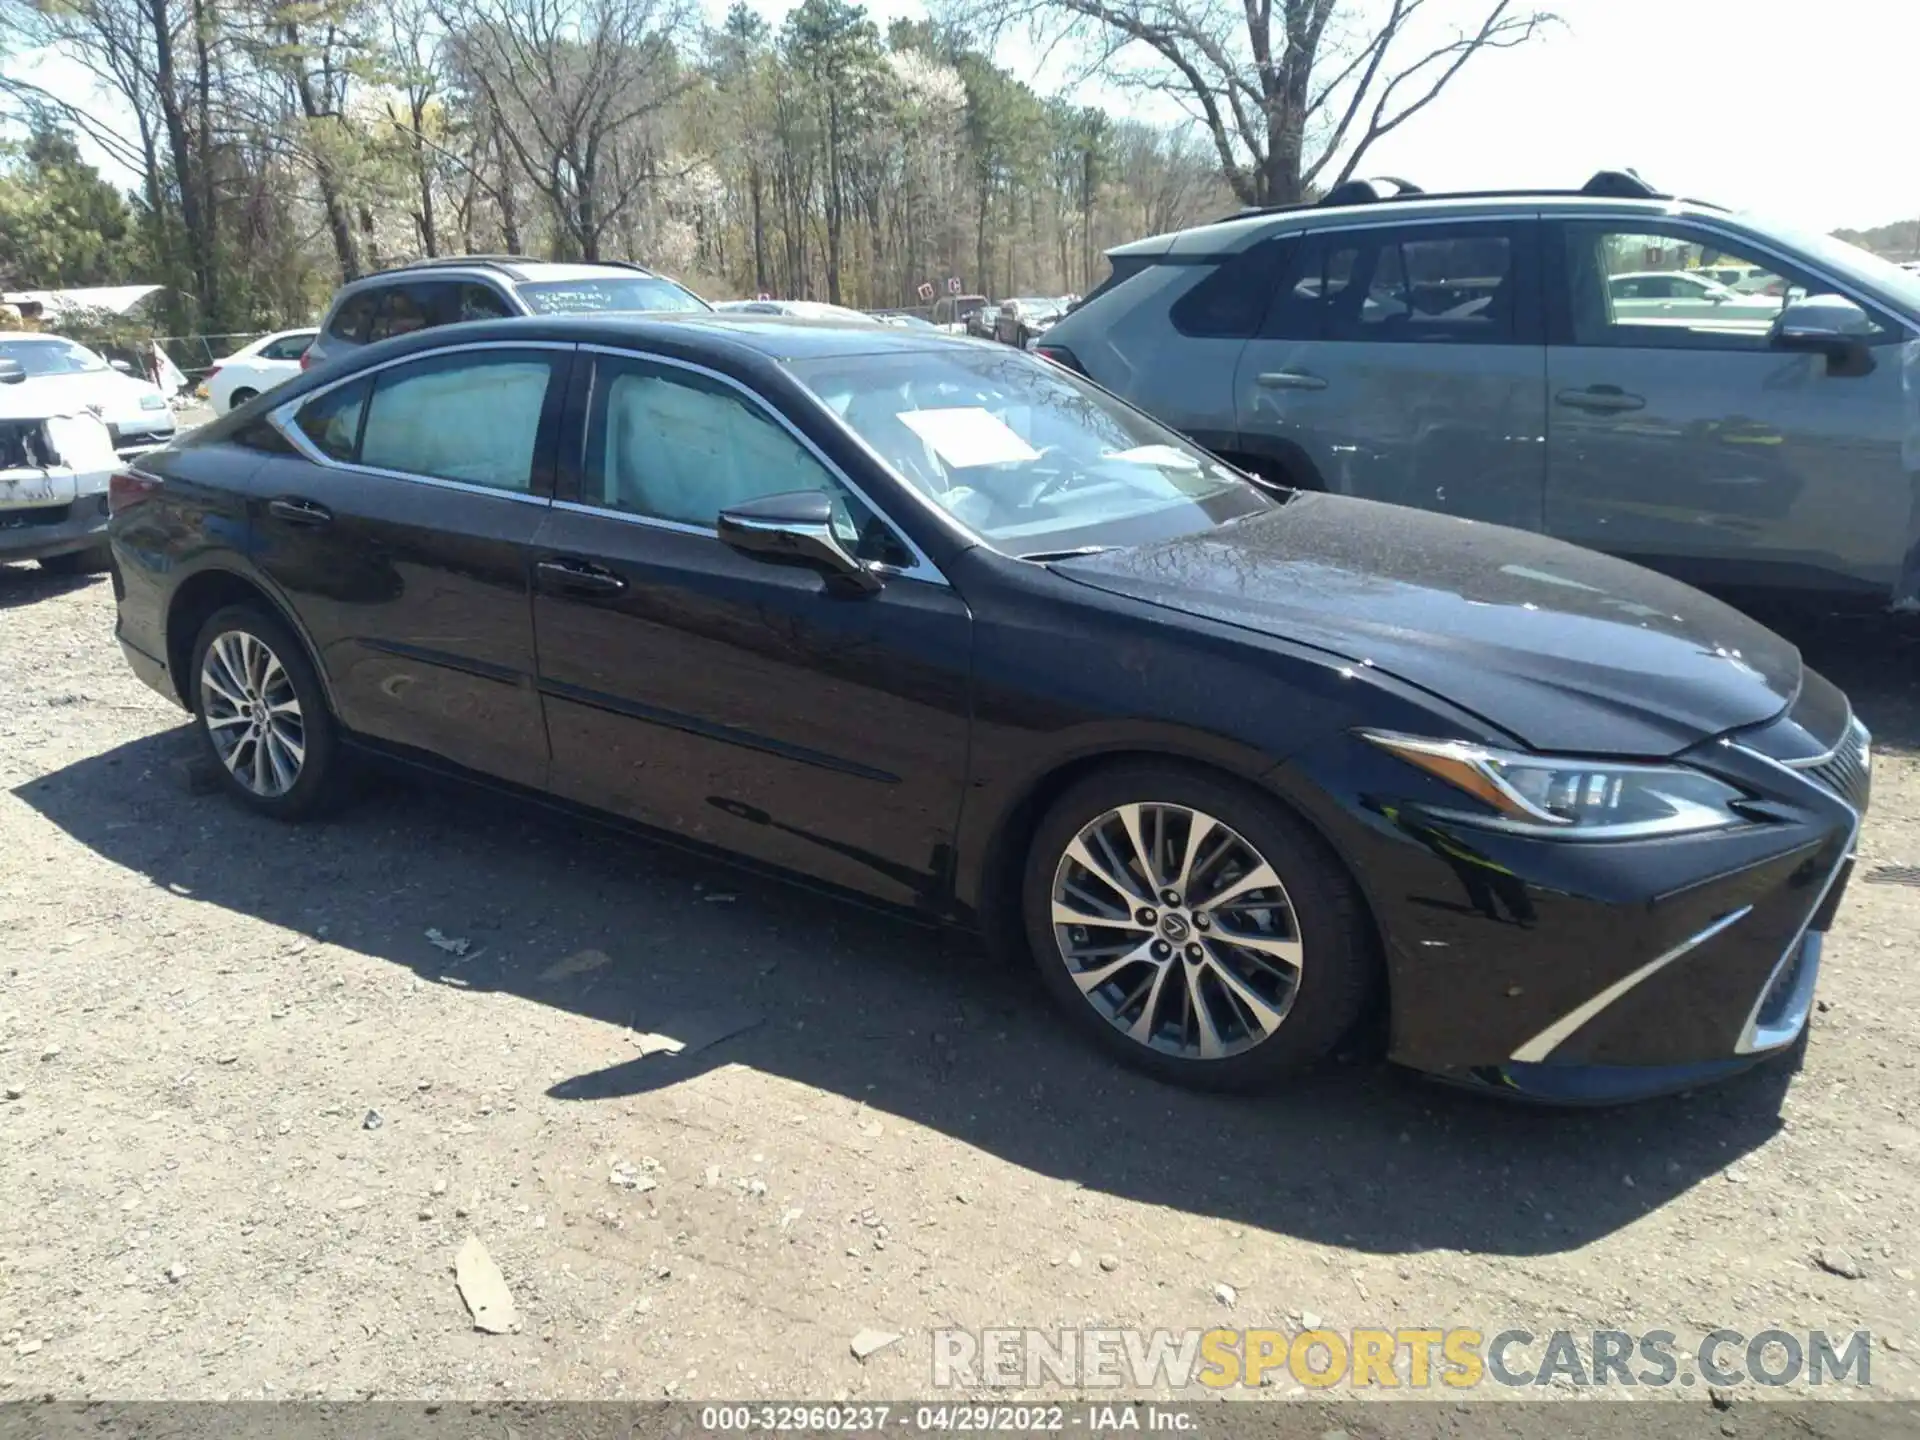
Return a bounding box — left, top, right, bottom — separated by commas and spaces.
1021, 761, 1374, 1091
39, 542, 111, 576
228, 387, 258, 408
188, 602, 343, 820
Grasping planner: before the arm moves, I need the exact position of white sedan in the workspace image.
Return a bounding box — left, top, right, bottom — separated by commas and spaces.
714, 300, 881, 325
207, 328, 317, 414
1606, 270, 1785, 328
0, 334, 177, 458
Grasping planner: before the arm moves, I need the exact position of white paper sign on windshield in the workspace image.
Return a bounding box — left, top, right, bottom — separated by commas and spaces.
897, 407, 1040, 469
1105, 444, 1201, 470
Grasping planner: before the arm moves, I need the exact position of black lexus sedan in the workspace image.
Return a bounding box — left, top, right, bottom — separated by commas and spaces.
106, 316, 1869, 1103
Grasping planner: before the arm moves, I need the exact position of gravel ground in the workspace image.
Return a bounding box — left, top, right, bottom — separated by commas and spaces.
2, 568, 1919, 1409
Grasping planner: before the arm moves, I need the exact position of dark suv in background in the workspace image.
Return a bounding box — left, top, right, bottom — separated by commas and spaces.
1039, 170, 1920, 610
304, 256, 710, 369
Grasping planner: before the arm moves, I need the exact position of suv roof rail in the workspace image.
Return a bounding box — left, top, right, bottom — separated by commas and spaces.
1579, 167, 1662, 199
1318, 175, 1425, 207
390, 253, 540, 271
1197, 168, 1727, 231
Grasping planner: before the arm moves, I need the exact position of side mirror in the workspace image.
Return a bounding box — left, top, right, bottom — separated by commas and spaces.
1770, 294, 1876, 377
717, 489, 883, 594
0, 359, 23, 385
109, 358, 134, 374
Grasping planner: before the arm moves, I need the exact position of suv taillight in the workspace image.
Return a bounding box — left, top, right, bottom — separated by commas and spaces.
109, 470, 161, 514
1031, 343, 1085, 375
300, 351, 314, 370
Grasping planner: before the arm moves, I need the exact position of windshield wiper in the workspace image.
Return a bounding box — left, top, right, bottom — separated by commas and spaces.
1019, 545, 1114, 562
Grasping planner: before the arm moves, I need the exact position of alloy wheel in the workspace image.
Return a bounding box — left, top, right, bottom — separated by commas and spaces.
199, 629, 306, 798
1050, 802, 1304, 1060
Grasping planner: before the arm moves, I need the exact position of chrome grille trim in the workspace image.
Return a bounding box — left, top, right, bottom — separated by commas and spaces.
1728, 719, 1868, 1054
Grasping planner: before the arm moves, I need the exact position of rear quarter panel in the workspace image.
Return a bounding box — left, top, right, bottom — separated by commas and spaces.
109, 440, 274, 695
1047, 267, 1247, 451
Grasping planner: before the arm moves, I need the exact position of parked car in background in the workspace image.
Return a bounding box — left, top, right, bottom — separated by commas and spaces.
109, 312, 1865, 1104
207, 328, 317, 414
1605, 270, 1787, 327
716, 299, 881, 325
1039, 169, 1920, 610
875, 313, 941, 331
304, 256, 710, 369
0, 356, 120, 573
992, 296, 1071, 348
0, 333, 176, 460
930, 294, 990, 333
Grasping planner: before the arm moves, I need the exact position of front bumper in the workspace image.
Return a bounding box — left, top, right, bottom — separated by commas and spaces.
109, 420, 177, 460
0, 489, 110, 562
1283, 680, 1868, 1104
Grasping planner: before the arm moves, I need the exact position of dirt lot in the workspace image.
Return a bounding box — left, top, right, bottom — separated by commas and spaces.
3, 567, 1920, 1407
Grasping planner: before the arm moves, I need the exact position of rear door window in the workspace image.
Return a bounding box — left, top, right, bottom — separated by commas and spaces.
358, 349, 560, 492
261, 333, 315, 361
458, 283, 515, 321
1266, 223, 1534, 344
367, 287, 435, 343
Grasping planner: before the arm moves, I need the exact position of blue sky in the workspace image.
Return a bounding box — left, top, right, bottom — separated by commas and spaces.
10, 0, 1918, 231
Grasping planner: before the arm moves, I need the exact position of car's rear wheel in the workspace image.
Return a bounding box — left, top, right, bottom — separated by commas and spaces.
189, 603, 341, 819
39, 542, 111, 576
1022, 762, 1373, 1090
228, 387, 258, 408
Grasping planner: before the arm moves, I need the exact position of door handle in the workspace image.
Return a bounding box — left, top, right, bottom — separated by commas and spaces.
1554, 386, 1646, 413
1256, 370, 1329, 392
268, 496, 332, 526
535, 557, 627, 596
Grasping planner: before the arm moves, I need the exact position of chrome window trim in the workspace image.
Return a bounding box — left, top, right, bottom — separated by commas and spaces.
266, 339, 579, 491
1508, 905, 1755, 1064
574, 343, 947, 586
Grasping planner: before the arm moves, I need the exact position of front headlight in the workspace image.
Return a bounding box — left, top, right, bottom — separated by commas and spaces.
139, 393, 167, 411
1362, 731, 1750, 839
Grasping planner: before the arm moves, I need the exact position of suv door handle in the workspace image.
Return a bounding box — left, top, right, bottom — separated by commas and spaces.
1256, 370, 1329, 391
268, 496, 332, 526
534, 557, 627, 597
1555, 386, 1646, 413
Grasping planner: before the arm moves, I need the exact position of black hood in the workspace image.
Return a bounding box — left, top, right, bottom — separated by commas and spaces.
1052, 492, 1803, 756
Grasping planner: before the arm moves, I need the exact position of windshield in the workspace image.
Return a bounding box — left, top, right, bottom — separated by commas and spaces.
516, 277, 711, 315
1743, 214, 1920, 316
0, 338, 109, 376
788, 347, 1273, 556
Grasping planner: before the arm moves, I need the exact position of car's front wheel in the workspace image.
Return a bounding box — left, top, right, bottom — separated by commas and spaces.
189, 603, 342, 819
1022, 762, 1374, 1090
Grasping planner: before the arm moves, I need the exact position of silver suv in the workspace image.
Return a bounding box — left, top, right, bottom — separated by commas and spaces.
304, 256, 710, 369
1039, 171, 1920, 609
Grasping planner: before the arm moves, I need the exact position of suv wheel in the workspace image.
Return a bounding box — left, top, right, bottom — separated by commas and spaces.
1022, 762, 1373, 1090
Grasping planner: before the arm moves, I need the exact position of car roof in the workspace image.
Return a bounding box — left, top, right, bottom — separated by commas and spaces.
1111, 172, 1733, 258
310, 312, 995, 366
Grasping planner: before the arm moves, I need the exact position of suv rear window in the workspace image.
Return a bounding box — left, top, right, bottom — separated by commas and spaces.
1170, 240, 1292, 338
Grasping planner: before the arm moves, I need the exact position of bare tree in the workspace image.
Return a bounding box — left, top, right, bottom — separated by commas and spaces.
939, 0, 1555, 207
445, 0, 693, 261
